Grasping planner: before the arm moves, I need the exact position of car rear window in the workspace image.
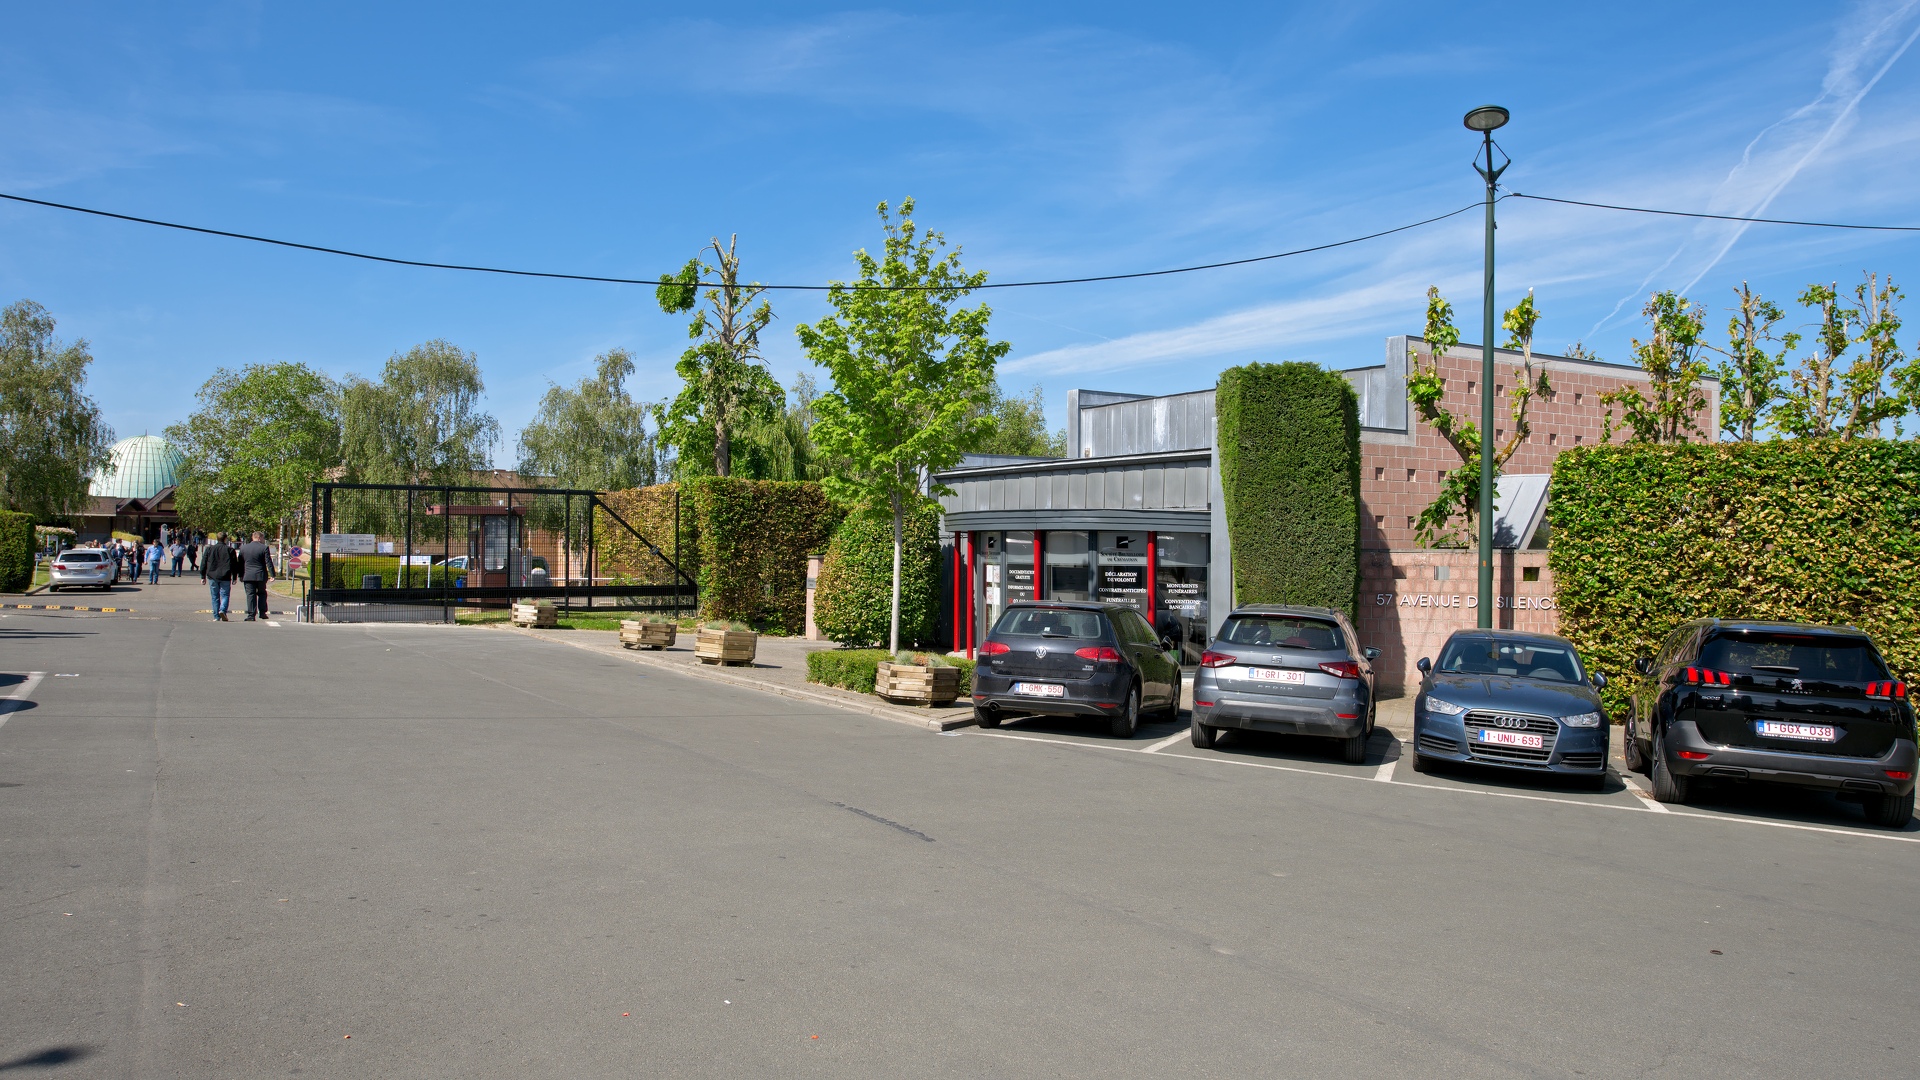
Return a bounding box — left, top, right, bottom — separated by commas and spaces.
61, 552, 102, 562
1438, 638, 1584, 682
995, 608, 1105, 639
1217, 615, 1343, 651
1698, 631, 1887, 682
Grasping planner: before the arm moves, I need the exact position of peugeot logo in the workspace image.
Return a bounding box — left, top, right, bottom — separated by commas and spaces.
1487, 714, 1529, 729
1034, 646, 1049, 659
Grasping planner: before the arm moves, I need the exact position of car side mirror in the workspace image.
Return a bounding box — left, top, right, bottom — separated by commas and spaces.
1416, 657, 1431, 675
1363, 646, 1381, 660
1592, 671, 1608, 690
1160, 637, 1177, 653
1633, 656, 1653, 676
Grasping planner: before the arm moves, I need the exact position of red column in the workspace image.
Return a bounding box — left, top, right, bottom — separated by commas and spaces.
1146, 531, 1157, 623
965, 532, 976, 659
951, 540, 962, 652
1034, 531, 1044, 600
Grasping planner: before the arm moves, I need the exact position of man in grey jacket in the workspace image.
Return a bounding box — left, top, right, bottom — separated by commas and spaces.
238, 532, 275, 622
199, 533, 237, 621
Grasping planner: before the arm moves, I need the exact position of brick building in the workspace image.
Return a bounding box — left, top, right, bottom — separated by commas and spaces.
934, 335, 1717, 693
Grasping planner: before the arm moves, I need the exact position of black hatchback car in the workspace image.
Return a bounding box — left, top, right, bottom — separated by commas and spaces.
1628, 619, 1917, 828
971, 601, 1183, 738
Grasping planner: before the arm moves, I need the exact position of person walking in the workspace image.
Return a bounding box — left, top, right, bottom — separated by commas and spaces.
238, 531, 275, 622
168, 539, 185, 577
144, 540, 163, 584
186, 534, 199, 572
200, 532, 237, 621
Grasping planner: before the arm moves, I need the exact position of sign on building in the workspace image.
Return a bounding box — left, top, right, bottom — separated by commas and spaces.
316, 534, 377, 555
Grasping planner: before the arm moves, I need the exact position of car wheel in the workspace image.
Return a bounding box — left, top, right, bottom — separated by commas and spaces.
1190, 716, 1216, 749
1866, 787, 1915, 829
1341, 729, 1368, 765
1109, 686, 1140, 739
973, 706, 1002, 728
1650, 727, 1689, 804
1410, 750, 1432, 774
1623, 729, 1649, 775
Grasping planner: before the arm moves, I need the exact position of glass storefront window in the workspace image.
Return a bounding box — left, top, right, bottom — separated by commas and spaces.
1042, 530, 1091, 601
1096, 531, 1150, 616
1004, 531, 1035, 602
1154, 532, 1210, 665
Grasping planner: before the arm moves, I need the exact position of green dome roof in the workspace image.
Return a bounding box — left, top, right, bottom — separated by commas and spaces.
90, 435, 184, 500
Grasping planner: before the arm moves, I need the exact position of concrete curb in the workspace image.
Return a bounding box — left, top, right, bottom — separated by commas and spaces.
493, 625, 977, 734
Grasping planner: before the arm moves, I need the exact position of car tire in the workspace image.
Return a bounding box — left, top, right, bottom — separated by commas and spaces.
1190, 716, 1216, 749
1410, 750, 1432, 774
1866, 787, 1915, 829
1650, 728, 1689, 804
1341, 729, 1368, 764
1623, 730, 1650, 775
973, 706, 1001, 728
1109, 686, 1140, 739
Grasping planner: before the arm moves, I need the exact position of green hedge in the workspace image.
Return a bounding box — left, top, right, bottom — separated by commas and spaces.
0, 510, 32, 592
321, 556, 466, 589
813, 504, 942, 647
806, 648, 975, 695
597, 478, 840, 632
1550, 440, 1920, 714
1216, 362, 1361, 617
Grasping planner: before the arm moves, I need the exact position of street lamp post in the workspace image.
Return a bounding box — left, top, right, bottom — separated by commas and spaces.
1464, 104, 1508, 630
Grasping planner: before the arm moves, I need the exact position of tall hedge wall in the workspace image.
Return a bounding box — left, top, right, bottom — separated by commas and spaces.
1550, 440, 1920, 711
813, 504, 942, 648
597, 478, 840, 632
1216, 362, 1362, 617
0, 510, 33, 592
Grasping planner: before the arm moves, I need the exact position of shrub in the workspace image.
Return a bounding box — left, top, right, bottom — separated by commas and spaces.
813, 504, 942, 647
1216, 362, 1362, 617
0, 510, 33, 592
321, 556, 466, 589
807, 648, 976, 695
1550, 439, 1920, 715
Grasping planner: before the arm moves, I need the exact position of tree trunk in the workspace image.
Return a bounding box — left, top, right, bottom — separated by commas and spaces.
889, 494, 903, 655
715, 417, 731, 477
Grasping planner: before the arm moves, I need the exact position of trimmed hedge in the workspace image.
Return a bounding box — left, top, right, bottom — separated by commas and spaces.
806, 648, 975, 695
1550, 440, 1920, 714
813, 504, 942, 647
596, 478, 840, 632
1216, 362, 1362, 617
0, 510, 33, 592
321, 556, 466, 589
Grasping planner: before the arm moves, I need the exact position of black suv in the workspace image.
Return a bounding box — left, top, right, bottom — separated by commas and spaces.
1627, 619, 1916, 828
971, 601, 1183, 738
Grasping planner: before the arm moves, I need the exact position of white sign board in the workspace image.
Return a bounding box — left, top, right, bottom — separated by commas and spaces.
402, 555, 433, 566
317, 534, 377, 554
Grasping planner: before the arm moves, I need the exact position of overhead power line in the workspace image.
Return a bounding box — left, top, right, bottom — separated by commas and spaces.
1509, 192, 1920, 232
0, 189, 1482, 291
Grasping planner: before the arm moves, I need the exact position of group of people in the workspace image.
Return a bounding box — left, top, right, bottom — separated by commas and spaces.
199, 532, 278, 622
101, 533, 209, 584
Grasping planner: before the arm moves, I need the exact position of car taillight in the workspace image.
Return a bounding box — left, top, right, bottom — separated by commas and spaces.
52, 563, 67, 570
1075, 646, 1124, 663
1199, 650, 1236, 668
1866, 681, 1908, 699
979, 641, 1010, 656
1319, 660, 1362, 680
1886, 770, 1913, 781
1684, 667, 1734, 686
1677, 751, 1710, 761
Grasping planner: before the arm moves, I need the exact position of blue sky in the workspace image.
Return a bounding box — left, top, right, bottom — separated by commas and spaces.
5, 2, 1920, 454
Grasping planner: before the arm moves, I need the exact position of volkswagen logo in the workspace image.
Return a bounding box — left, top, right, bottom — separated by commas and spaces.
1487, 714, 1529, 729
1034, 646, 1049, 659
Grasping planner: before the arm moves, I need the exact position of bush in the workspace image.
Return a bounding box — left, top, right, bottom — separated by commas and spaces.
0, 510, 32, 592
808, 648, 977, 695
321, 556, 466, 589
814, 504, 942, 647
1216, 362, 1361, 617
1550, 439, 1920, 715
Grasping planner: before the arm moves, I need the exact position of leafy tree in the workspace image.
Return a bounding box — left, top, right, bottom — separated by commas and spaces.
1711, 284, 1796, 442
797, 198, 1005, 653
340, 339, 499, 487
655, 235, 783, 478
1600, 291, 1710, 444
1774, 283, 1849, 439
515, 348, 656, 491
971, 382, 1066, 457
1839, 272, 1905, 438
1403, 287, 1552, 547
0, 300, 114, 519
166, 362, 341, 536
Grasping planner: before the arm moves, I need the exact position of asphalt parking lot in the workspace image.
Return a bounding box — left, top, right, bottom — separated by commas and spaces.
3, 577, 1916, 1078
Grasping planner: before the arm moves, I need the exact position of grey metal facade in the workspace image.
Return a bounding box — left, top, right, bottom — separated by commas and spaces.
938, 450, 1211, 534
1071, 389, 1216, 458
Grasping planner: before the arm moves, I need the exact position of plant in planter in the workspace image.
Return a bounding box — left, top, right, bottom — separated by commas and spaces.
874, 650, 963, 707
695, 619, 757, 666
620, 611, 679, 650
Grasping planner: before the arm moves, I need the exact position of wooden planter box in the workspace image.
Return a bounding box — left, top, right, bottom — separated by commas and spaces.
874, 662, 963, 706
512, 601, 557, 629
620, 620, 678, 650
695, 627, 757, 666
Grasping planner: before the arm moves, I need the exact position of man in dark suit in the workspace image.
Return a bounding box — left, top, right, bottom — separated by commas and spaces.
238, 532, 275, 622
200, 533, 237, 621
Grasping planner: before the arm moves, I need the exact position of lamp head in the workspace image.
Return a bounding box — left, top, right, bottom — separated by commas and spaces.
1463, 105, 1509, 132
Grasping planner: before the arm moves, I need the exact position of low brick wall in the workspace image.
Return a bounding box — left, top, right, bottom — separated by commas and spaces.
1357, 549, 1559, 696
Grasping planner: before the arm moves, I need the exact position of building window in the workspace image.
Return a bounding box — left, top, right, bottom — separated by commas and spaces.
1575, 434, 1584, 445
1406, 469, 1417, 482
1406, 516, 1416, 530
1548, 432, 1558, 445
1096, 532, 1150, 616
1374, 515, 1384, 527
1042, 530, 1092, 601
1523, 566, 1541, 582
1153, 532, 1210, 665
1574, 393, 1583, 406
1374, 467, 1385, 480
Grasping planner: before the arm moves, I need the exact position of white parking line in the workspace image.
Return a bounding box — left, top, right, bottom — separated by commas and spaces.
1373, 754, 1398, 783
0, 671, 45, 731
1619, 773, 1669, 813
1141, 730, 1188, 754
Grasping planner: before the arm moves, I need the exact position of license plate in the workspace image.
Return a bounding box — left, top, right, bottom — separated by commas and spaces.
1477, 729, 1544, 749
1245, 667, 1306, 684
1012, 682, 1065, 698
1756, 719, 1837, 742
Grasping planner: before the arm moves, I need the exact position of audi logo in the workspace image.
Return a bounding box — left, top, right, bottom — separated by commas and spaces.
1485, 714, 1530, 729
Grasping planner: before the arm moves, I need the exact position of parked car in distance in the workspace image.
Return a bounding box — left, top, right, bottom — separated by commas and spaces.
47, 548, 114, 591
1189, 605, 1378, 763
971, 601, 1182, 738
1412, 630, 1610, 788
1627, 619, 1916, 828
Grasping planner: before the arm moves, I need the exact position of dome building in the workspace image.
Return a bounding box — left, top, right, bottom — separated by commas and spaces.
78, 435, 187, 542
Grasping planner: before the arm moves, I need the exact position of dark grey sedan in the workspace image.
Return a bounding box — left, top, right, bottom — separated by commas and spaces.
1412, 630, 1611, 787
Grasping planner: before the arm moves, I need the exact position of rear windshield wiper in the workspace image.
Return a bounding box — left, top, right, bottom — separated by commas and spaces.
1751, 664, 1800, 674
